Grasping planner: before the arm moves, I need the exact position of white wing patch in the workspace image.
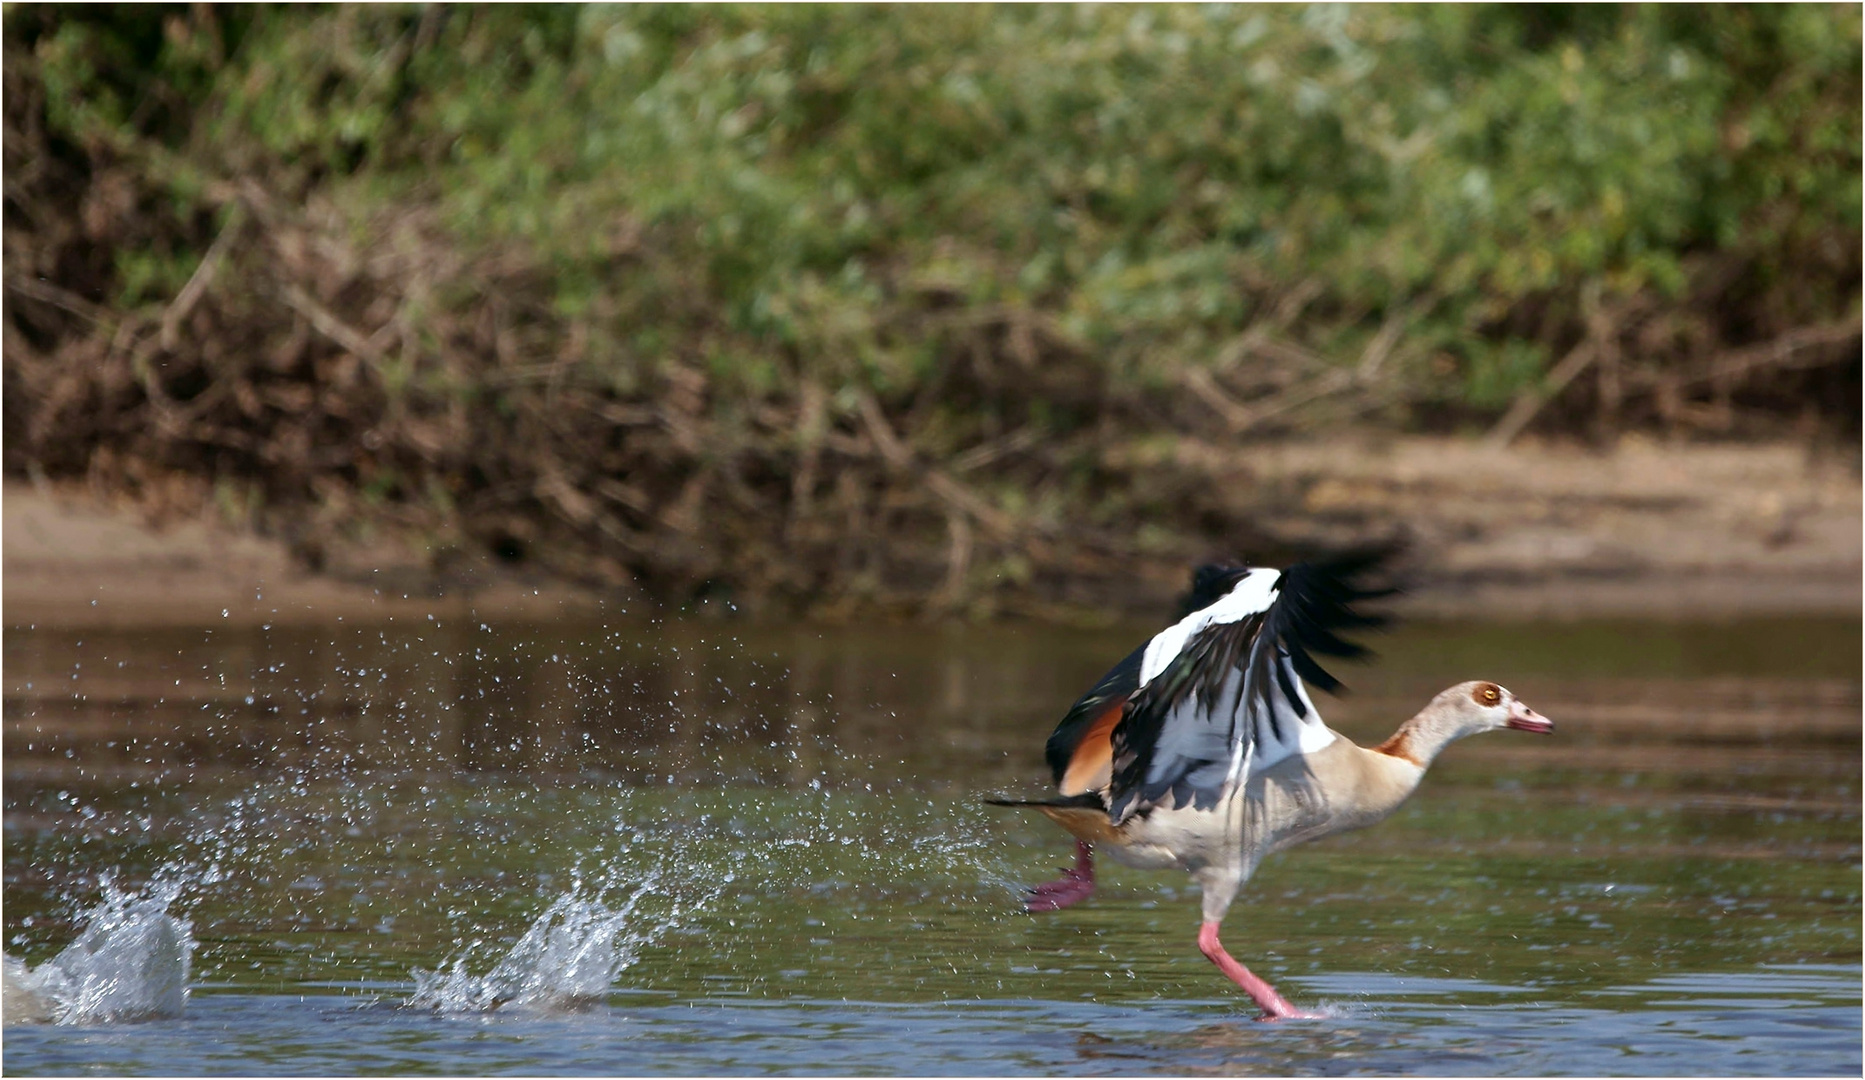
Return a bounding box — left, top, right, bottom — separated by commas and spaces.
1235, 654, 1337, 782
1106, 559, 1377, 824
1139, 569, 1280, 687
1141, 567, 1337, 789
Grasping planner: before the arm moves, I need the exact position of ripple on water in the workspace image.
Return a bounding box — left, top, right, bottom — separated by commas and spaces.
3, 614, 1857, 1073
2, 971, 1858, 1076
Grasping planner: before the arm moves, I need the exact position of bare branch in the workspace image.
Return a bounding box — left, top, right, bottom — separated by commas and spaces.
279, 284, 386, 365
1675, 319, 1861, 387
160, 204, 245, 351
4, 277, 112, 327
857, 389, 1016, 538
1483, 339, 1597, 450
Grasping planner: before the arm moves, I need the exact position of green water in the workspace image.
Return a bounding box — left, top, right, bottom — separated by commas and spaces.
3, 614, 1859, 1074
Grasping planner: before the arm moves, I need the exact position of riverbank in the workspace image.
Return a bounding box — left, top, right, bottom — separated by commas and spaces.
6, 435, 1856, 630
9, 7, 1859, 635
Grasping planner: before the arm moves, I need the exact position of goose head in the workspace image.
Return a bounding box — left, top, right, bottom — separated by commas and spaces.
1432, 680, 1553, 738
1383, 681, 1553, 766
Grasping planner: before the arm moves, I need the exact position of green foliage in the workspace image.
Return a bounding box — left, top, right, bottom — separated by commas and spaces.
5, 4, 1860, 610
28, 5, 1858, 391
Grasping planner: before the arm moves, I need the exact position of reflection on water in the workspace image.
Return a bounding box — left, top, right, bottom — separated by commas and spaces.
2, 612, 1859, 1073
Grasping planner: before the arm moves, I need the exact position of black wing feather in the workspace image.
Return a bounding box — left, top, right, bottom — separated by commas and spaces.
1106, 613, 1265, 820
1105, 551, 1394, 823
1177, 564, 1251, 619
1269, 548, 1392, 692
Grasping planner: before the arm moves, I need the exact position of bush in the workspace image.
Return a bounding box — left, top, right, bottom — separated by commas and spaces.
5, 4, 1859, 612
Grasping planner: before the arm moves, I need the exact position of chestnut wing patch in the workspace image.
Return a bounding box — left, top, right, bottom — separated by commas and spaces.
1044, 644, 1144, 793
1059, 699, 1126, 795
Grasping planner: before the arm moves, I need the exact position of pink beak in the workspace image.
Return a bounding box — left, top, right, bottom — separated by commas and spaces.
1506, 698, 1553, 734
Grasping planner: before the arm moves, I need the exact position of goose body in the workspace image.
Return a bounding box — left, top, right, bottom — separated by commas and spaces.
996, 556, 1552, 1019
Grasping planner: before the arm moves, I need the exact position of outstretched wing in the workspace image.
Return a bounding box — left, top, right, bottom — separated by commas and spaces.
1104, 553, 1390, 824
1041, 563, 1258, 796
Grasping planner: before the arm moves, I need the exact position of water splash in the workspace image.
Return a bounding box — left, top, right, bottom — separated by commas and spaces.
4, 955, 55, 1024
409, 869, 688, 1014
4, 875, 194, 1025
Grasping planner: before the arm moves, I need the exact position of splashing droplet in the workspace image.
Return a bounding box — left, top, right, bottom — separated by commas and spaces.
5, 876, 195, 1025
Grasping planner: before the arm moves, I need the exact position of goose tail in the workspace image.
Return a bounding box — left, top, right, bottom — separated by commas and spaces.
983, 793, 1105, 810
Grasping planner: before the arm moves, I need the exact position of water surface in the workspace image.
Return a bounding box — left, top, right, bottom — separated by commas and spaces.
4, 612, 1859, 1074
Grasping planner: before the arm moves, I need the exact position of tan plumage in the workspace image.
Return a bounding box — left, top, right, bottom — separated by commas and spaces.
1000, 558, 1554, 1020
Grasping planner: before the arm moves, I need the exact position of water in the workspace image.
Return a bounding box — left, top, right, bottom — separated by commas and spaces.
409, 873, 701, 1014
3, 612, 1859, 1074
6, 968, 1859, 1076
4, 875, 193, 1025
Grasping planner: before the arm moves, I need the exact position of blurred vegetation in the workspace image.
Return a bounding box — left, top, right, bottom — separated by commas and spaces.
4, 5, 1860, 613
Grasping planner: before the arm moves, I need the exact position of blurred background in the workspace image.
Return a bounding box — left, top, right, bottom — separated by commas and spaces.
2, 6, 1860, 1071
3, 3, 1858, 620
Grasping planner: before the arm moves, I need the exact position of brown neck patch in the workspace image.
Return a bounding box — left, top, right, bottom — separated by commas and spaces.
1373, 726, 1422, 765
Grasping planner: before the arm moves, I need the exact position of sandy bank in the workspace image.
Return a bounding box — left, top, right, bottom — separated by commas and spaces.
1206, 434, 1861, 621
4, 436, 1858, 629
2, 482, 607, 629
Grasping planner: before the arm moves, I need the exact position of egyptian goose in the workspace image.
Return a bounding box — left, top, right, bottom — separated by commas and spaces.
992, 555, 1552, 1020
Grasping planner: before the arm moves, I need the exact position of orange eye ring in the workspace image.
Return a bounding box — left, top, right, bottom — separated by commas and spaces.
1476, 683, 1501, 705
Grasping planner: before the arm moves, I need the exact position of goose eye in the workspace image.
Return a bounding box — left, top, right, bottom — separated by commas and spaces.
1475, 683, 1501, 705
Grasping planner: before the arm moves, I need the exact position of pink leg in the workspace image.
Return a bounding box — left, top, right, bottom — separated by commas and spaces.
1025, 840, 1095, 912
1197, 921, 1320, 1021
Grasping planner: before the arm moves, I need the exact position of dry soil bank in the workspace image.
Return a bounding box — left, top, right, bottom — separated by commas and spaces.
4, 435, 1857, 629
